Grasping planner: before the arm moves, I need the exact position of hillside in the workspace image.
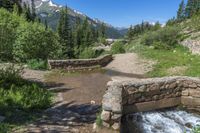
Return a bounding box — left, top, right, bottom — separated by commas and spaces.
22, 0, 127, 38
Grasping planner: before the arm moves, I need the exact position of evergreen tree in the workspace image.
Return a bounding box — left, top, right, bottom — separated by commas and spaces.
127, 25, 134, 41
177, 0, 185, 20
0, 0, 22, 13
185, 0, 200, 18
44, 19, 48, 30
57, 6, 72, 58
73, 17, 82, 57
13, 3, 20, 15
99, 23, 106, 38
31, 0, 36, 21
22, 3, 32, 21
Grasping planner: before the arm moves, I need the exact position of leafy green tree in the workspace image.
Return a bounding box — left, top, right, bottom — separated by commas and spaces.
0, 8, 21, 61
13, 22, 61, 62
177, 0, 186, 20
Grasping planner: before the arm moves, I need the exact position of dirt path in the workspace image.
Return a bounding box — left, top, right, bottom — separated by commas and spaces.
105, 53, 154, 81
15, 53, 153, 133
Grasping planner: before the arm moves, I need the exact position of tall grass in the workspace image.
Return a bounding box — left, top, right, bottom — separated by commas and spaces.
0, 65, 52, 132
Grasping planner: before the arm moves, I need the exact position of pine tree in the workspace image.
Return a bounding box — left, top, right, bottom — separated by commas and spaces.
185, 0, 200, 17
13, 3, 20, 15
57, 6, 72, 58
177, 0, 185, 20
99, 23, 106, 38
45, 19, 48, 30
127, 25, 134, 41
22, 3, 32, 21
0, 0, 22, 12
31, 0, 36, 21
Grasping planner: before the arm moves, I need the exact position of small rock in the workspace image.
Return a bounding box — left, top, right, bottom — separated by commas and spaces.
102, 122, 110, 128
101, 110, 111, 121
112, 122, 120, 130
91, 100, 96, 105
185, 123, 193, 129
93, 123, 97, 130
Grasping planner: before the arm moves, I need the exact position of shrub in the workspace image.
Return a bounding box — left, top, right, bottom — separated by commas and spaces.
111, 41, 126, 54
141, 26, 181, 49
27, 59, 48, 70
79, 48, 96, 59
0, 64, 24, 89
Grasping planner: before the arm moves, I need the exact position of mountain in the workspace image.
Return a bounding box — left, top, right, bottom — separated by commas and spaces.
22, 0, 127, 38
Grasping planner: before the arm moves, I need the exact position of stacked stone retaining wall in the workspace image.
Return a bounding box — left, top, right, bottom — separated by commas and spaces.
101, 76, 200, 131
48, 54, 112, 70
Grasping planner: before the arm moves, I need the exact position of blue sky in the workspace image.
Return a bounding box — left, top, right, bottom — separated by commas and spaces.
53, 0, 183, 27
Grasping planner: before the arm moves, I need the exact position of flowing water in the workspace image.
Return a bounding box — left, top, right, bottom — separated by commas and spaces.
124, 109, 200, 133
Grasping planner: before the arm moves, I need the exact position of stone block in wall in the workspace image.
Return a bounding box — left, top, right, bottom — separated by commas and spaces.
101, 110, 111, 122
181, 96, 200, 106
182, 90, 189, 96
188, 89, 200, 98
124, 97, 181, 114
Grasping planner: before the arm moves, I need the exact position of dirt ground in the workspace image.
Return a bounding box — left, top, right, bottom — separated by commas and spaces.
16, 53, 153, 133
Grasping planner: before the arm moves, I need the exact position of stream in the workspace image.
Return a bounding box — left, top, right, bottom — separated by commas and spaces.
123, 109, 200, 133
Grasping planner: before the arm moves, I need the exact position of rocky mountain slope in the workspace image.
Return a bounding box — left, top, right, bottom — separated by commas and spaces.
23, 0, 127, 38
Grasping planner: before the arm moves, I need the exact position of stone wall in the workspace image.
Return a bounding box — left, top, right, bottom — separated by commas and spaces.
48, 54, 112, 70
101, 76, 200, 131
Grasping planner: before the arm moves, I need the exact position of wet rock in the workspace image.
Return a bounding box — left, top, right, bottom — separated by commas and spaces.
185, 122, 193, 129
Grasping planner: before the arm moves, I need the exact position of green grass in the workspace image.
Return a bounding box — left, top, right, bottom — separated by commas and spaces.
27, 59, 48, 70
127, 41, 200, 77
0, 65, 53, 132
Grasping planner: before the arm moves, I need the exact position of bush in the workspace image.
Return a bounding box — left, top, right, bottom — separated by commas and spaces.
27, 59, 48, 70
141, 26, 181, 49
111, 41, 126, 54
0, 64, 24, 89
79, 48, 97, 59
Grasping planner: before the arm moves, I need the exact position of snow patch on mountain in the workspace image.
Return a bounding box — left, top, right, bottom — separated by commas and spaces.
73, 9, 86, 16
49, 0, 57, 7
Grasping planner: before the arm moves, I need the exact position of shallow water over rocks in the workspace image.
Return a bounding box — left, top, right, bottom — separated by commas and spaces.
124, 109, 200, 133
